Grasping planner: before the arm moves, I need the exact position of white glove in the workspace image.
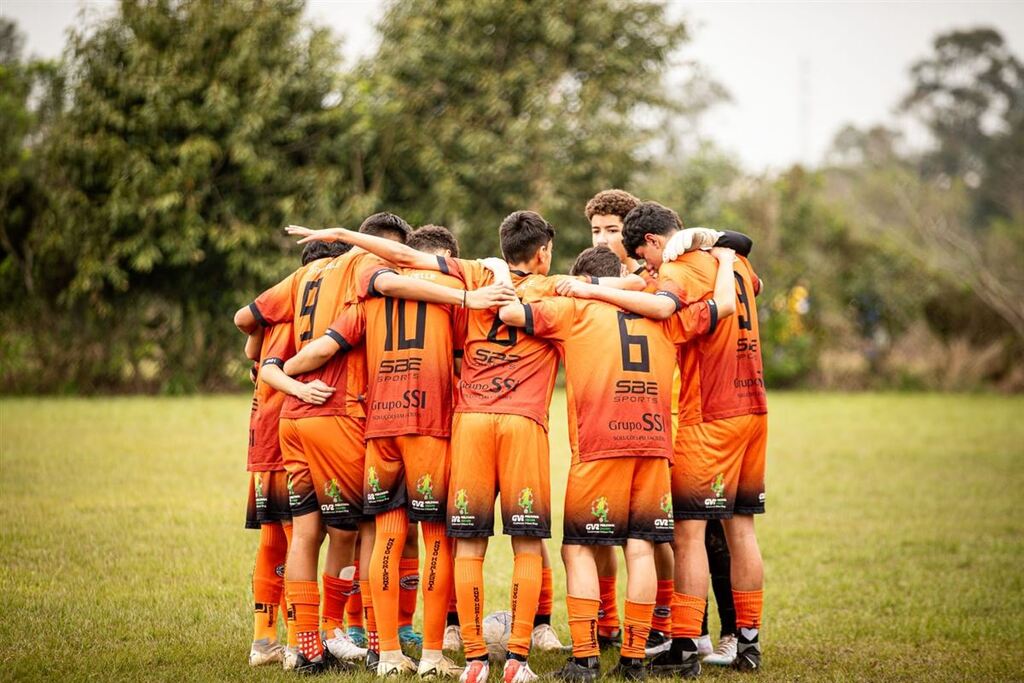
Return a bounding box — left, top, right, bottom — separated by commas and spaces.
663, 227, 724, 263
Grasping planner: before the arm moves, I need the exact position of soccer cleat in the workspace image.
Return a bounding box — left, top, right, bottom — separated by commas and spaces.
609, 657, 646, 681
530, 624, 570, 653
378, 653, 419, 677
649, 639, 701, 679
548, 656, 599, 682
292, 651, 328, 675
596, 629, 621, 651
644, 629, 671, 657
349, 626, 368, 648
400, 624, 425, 648
282, 646, 299, 671
249, 638, 285, 666
443, 625, 463, 653
733, 628, 761, 671
365, 648, 381, 672
697, 634, 713, 656
459, 659, 490, 683
703, 634, 737, 666
325, 628, 369, 662
503, 657, 538, 683
419, 652, 463, 679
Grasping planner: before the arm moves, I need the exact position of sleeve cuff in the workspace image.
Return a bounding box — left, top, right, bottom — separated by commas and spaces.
367, 268, 399, 297
248, 302, 269, 327
436, 255, 449, 274
589, 276, 599, 284
655, 290, 683, 312
453, 349, 464, 359
325, 328, 354, 352
524, 304, 535, 336
261, 357, 284, 369
707, 299, 719, 335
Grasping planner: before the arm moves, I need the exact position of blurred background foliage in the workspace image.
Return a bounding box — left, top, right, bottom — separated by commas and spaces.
1, 0, 1021, 393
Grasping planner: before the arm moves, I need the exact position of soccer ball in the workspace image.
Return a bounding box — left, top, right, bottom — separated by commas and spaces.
482, 610, 512, 662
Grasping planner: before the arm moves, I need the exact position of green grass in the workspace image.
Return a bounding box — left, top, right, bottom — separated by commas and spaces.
1, 393, 1023, 681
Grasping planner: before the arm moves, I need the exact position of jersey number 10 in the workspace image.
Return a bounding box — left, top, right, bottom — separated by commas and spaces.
384, 298, 427, 351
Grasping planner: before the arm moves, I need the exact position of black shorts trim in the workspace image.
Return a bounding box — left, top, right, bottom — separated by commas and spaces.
446, 529, 495, 539
674, 511, 733, 521
629, 530, 674, 544
326, 519, 362, 531
562, 536, 625, 546
500, 527, 551, 539
245, 520, 261, 530
732, 506, 765, 515
290, 499, 321, 518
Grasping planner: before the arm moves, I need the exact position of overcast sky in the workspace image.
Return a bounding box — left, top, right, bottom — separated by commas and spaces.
5, 1, 1023, 171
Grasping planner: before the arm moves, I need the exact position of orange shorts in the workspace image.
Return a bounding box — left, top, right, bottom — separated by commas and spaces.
245, 470, 291, 529
279, 415, 367, 530
364, 435, 450, 522
672, 413, 767, 519
447, 412, 551, 539
563, 457, 673, 546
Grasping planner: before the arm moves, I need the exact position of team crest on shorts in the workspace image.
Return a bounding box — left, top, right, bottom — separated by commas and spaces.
450, 488, 475, 527
287, 474, 300, 508
322, 478, 351, 514
254, 473, 267, 509
655, 492, 674, 529
366, 466, 388, 505
586, 496, 614, 535
412, 474, 440, 513
511, 487, 540, 527
704, 473, 727, 510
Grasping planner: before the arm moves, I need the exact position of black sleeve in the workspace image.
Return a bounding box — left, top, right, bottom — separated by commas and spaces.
715, 230, 753, 257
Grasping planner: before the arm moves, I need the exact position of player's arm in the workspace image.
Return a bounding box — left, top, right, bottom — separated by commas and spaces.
662, 228, 755, 263
286, 225, 440, 271
371, 270, 516, 309
499, 298, 573, 340
498, 301, 528, 328
716, 231, 753, 257
244, 328, 264, 361
597, 274, 647, 290
554, 280, 678, 319
234, 305, 261, 335
283, 307, 365, 376
708, 248, 737, 319
259, 362, 335, 406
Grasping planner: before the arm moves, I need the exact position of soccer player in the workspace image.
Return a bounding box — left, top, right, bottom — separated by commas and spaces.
497, 244, 737, 681
619, 201, 767, 674
280, 225, 514, 678
284, 213, 643, 683
235, 213, 512, 673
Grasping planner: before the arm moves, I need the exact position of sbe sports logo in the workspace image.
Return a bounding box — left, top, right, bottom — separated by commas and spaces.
412, 474, 440, 513
655, 493, 674, 529
586, 496, 615, 535
366, 466, 389, 506
704, 473, 727, 510
321, 478, 352, 515
450, 488, 475, 527
511, 487, 541, 528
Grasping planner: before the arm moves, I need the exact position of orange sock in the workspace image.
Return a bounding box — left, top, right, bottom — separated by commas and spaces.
399, 557, 419, 628
652, 579, 673, 634
286, 580, 323, 661
347, 561, 363, 629
566, 595, 600, 659
621, 600, 655, 658
421, 522, 453, 650
733, 589, 763, 630
536, 567, 553, 621
253, 523, 288, 642
282, 524, 296, 647
371, 508, 409, 652
671, 592, 705, 639
598, 575, 620, 635
360, 578, 378, 652
321, 573, 351, 635
454, 556, 487, 659
508, 553, 543, 656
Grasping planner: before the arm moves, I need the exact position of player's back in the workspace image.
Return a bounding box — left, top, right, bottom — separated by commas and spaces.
661, 252, 767, 425
361, 267, 462, 438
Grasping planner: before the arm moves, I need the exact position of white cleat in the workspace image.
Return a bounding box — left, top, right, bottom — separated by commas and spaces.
378, 653, 419, 677
325, 628, 369, 661
281, 646, 299, 671
502, 658, 538, 683
697, 634, 714, 656
702, 634, 737, 666
419, 652, 464, 679
530, 624, 569, 653
459, 659, 490, 683
443, 625, 463, 653
249, 638, 285, 666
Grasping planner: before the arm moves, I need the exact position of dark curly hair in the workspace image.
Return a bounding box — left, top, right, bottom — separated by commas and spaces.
409, 225, 460, 257
359, 212, 413, 243
584, 189, 641, 221
570, 246, 622, 279
499, 211, 555, 264
622, 201, 683, 259
301, 240, 352, 265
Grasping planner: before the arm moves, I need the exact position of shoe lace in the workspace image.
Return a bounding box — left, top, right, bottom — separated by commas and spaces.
714, 636, 736, 656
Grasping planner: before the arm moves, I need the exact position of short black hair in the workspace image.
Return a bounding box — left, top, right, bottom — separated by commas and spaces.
409, 225, 460, 257
301, 240, 352, 265
622, 201, 683, 259
499, 210, 555, 264
570, 246, 621, 279
359, 212, 413, 243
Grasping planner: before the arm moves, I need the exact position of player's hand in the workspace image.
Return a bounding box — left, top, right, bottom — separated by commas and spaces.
710, 246, 736, 264
663, 227, 724, 262
465, 283, 518, 309
478, 257, 512, 286
555, 279, 597, 299
296, 379, 336, 405
285, 225, 348, 245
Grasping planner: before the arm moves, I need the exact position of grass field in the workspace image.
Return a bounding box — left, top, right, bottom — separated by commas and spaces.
1, 392, 1023, 682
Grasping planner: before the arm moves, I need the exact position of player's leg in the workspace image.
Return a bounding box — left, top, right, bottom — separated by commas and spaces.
646, 542, 674, 656
702, 520, 737, 665
399, 524, 423, 649
346, 555, 366, 646
443, 573, 461, 654
529, 542, 566, 652
250, 520, 288, 665
322, 526, 357, 639
594, 545, 621, 650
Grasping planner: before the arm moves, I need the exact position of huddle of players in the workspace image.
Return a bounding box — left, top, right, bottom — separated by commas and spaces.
234, 189, 768, 681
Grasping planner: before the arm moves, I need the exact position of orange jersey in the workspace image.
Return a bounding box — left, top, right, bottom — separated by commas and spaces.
658, 252, 767, 425
527, 298, 712, 463
328, 261, 463, 439
441, 259, 586, 430
248, 322, 295, 471
250, 250, 389, 420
